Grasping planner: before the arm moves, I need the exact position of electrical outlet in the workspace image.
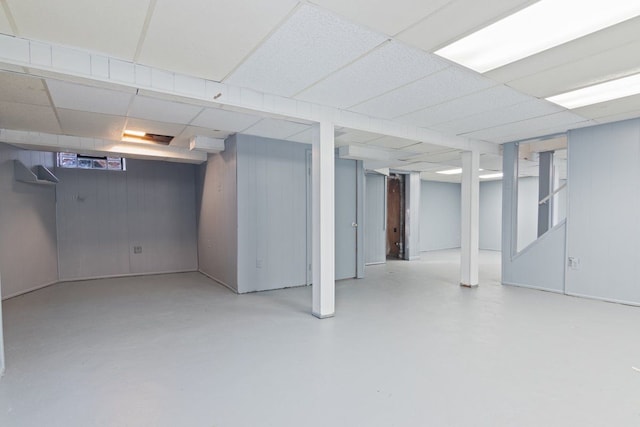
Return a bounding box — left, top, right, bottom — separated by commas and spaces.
568, 257, 580, 270
133, 246, 142, 254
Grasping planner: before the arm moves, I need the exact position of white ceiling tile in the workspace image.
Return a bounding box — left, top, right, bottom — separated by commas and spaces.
420, 172, 462, 183
172, 126, 231, 148
464, 112, 592, 143
397, 84, 535, 127
0, 7, 13, 35
57, 109, 126, 140
507, 39, 640, 98
399, 142, 454, 154
397, 0, 536, 51
335, 128, 383, 144
191, 108, 262, 133
225, 4, 387, 96
139, 0, 298, 81
366, 136, 417, 149
407, 150, 462, 164
124, 118, 186, 138
573, 93, 640, 120
296, 41, 449, 108
243, 119, 310, 140
6, 0, 149, 59
0, 72, 49, 106
310, 0, 450, 36
433, 99, 564, 135
128, 96, 203, 125
286, 128, 314, 144
351, 66, 495, 119
47, 79, 133, 115
0, 101, 61, 134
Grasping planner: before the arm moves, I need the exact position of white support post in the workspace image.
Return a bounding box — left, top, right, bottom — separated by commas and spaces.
312, 122, 335, 318
0, 272, 4, 376
461, 150, 480, 287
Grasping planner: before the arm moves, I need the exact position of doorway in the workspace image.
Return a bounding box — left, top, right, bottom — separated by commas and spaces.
386, 173, 405, 259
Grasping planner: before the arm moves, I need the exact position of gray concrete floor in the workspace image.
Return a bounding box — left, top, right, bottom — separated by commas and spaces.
1, 249, 639, 426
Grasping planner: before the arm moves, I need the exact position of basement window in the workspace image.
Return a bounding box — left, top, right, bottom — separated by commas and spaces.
57, 152, 126, 171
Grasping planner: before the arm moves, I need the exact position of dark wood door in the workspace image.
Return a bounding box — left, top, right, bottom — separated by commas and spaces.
387, 176, 402, 258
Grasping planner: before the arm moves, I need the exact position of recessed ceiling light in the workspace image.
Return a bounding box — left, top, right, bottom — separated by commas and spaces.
436, 168, 462, 175
123, 129, 147, 137
546, 73, 640, 109
479, 172, 503, 179
436, 168, 483, 175
436, 0, 640, 73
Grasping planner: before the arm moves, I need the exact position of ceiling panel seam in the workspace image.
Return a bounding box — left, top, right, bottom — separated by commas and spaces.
220, 1, 303, 83
133, 0, 158, 63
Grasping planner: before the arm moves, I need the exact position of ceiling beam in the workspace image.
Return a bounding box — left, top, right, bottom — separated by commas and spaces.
0, 33, 500, 155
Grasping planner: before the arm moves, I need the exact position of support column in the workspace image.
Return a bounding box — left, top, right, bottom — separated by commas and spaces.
0, 273, 4, 375
461, 150, 480, 287
311, 122, 335, 318
537, 151, 554, 236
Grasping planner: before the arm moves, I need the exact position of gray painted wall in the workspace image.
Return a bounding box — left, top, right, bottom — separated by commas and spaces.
516, 176, 539, 252
365, 174, 386, 265
236, 135, 307, 293
197, 136, 238, 291
420, 180, 461, 251
566, 119, 640, 305
56, 159, 198, 280
479, 180, 502, 251
334, 157, 358, 280
0, 144, 58, 298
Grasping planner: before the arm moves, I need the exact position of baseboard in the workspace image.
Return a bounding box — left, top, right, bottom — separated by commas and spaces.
502, 281, 564, 294
3, 270, 199, 300
197, 270, 238, 294
564, 291, 640, 308
365, 261, 386, 266
2, 280, 59, 300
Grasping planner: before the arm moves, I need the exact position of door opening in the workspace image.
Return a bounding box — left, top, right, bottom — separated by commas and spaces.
386, 173, 405, 259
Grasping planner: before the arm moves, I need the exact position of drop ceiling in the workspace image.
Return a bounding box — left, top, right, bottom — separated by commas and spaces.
0, 0, 638, 175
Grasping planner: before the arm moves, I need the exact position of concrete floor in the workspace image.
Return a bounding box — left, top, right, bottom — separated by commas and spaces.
1, 249, 639, 426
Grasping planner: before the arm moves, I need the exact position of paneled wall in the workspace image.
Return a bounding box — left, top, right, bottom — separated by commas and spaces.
364, 173, 386, 264
196, 137, 238, 291
566, 119, 640, 304
56, 159, 198, 280
479, 180, 502, 251
0, 143, 58, 298
236, 135, 308, 293
420, 180, 461, 251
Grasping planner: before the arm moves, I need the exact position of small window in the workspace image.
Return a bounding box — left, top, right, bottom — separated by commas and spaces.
57, 153, 126, 171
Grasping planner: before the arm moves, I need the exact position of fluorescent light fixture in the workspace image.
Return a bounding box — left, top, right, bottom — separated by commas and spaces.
436, 168, 483, 175
546, 73, 640, 109
436, 0, 640, 73
479, 172, 503, 179
123, 129, 146, 137
436, 168, 462, 175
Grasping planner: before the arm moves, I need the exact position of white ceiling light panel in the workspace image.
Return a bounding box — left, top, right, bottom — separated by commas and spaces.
351, 66, 495, 119
436, 0, 640, 73
128, 96, 203, 125
546, 73, 640, 109
191, 108, 262, 133
125, 118, 187, 138
225, 4, 387, 97
47, 79, 133, 116
296, 41, 449, 108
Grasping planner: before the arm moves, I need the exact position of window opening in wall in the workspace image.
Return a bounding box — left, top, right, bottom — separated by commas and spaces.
57, 152, 126, 171
516, 138, 567, 252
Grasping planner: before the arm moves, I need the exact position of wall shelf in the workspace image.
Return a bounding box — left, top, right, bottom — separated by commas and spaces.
14, 160, 59, 185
